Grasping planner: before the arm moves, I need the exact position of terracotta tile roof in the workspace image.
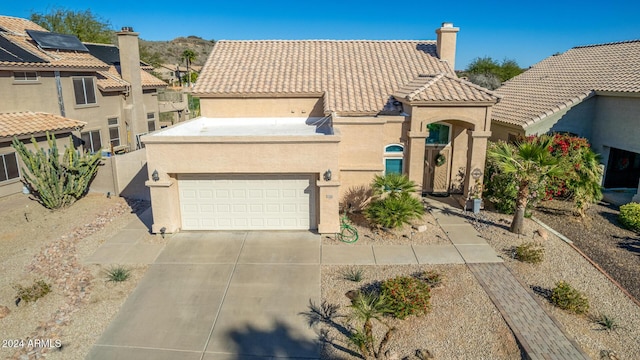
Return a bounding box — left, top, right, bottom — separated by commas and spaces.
493, 40, 640, 128
0, 111, 86, 138
194, 40, 453, 114
96, 66, 167, 91
140, 68, 168, 88
394, 73, 500, 103
0, 16, 47, 34
0, 16, 108, 70
96, 66, 129, 91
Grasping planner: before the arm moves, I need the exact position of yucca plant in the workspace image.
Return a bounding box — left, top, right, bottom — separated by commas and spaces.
12, 133, 101, 209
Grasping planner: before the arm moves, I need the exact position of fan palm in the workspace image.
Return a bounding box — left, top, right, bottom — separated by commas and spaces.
181, 49, 196, 87
488, 137, 563, 234
371, 173, 417, 199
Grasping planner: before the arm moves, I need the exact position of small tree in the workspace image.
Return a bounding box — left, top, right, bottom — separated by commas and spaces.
30, 8, 113, 43
348, 291, 395, 359
487, 136, 562, 234
12, 133, 101, 209
181, 49, 196, 87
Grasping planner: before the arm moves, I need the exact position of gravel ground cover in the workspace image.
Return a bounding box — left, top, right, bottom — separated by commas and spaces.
0, 193, 160, 360
318, 264, 522, 360
471, 208, 640, 360
532, 199, 640, 303
322, 212, 450, 246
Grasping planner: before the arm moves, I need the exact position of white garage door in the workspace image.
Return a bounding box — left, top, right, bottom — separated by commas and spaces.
178, 174, 316, 230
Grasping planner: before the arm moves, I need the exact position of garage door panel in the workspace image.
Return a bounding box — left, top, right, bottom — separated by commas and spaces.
179, 174, 316, 230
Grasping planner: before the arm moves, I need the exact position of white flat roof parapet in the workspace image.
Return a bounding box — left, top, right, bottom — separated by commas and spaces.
153, 117, 333, 137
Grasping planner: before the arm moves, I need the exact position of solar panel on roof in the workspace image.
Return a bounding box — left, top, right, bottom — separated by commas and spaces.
0, 36, 48, 63
26, 30, 89, 52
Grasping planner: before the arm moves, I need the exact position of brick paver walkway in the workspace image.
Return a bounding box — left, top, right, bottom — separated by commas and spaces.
469, 263, 590, 360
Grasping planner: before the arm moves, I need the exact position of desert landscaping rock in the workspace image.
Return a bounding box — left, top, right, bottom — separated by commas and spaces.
472, 208, 640, 359
0, 194, 154, 360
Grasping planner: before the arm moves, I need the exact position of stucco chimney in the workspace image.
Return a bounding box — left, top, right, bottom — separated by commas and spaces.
117, 27, 146, 150
436, 22, 460, 70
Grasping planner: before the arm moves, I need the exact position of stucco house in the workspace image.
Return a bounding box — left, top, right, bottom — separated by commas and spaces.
490, 40, 640, 202
0, 15, 166, 197
143, 23, 500, 234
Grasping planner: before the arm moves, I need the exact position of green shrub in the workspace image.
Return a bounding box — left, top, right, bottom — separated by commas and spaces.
105, 266, 131, 282
619, 202, 640, 232
13, 280, 51, 303
365, 193, 424, 229
380, 276, 431, 319
514, 242, 544, 264
550, 281, 589, 314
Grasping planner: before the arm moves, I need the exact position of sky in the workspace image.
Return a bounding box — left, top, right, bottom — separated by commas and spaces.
1, 0, 639, 70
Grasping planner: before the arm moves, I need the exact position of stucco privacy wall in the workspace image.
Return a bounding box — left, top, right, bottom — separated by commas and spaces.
200, 97, 325, 118
143, 133, 341, 233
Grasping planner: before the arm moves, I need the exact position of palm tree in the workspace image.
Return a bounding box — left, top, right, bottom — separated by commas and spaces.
348, 292, 395, 359
181, 49, 196, 87
371, 173, 417, 199
488, 136, 563, 234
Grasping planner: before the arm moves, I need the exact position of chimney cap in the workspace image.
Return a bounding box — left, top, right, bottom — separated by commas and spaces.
441, 22, 454, 28
121, 26, 134, 32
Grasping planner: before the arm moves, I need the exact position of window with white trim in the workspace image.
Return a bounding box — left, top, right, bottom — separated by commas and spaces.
384, 144, 404, 175
0, 152, 20, 183
73, 77, 97, 105
14, 71, 38, 82
107, 117, 120, 147
81, 130, 102, 153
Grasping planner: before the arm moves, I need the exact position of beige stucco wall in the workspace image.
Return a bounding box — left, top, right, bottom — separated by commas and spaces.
332, 115, 410, 204
0, 70, 161, 153
144, 134, 341, 233
199, 97, 325, 118
112, 148, 150, 200
490, 122, 524, 142
0, 71, 60, 113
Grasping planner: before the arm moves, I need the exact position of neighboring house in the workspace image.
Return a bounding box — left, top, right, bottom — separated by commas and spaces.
491, 40, 640, 202
156, 63, 202, 86
0, 112, 86, 196
0, 15, 166, 197
143, 23, 500, 234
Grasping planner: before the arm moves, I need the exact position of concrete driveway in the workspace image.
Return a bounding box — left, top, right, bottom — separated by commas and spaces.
88, 231, 321, 360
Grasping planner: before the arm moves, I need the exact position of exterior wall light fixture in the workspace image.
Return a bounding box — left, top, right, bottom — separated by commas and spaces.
152, 170, 159, 182
323, 169, 332, 181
